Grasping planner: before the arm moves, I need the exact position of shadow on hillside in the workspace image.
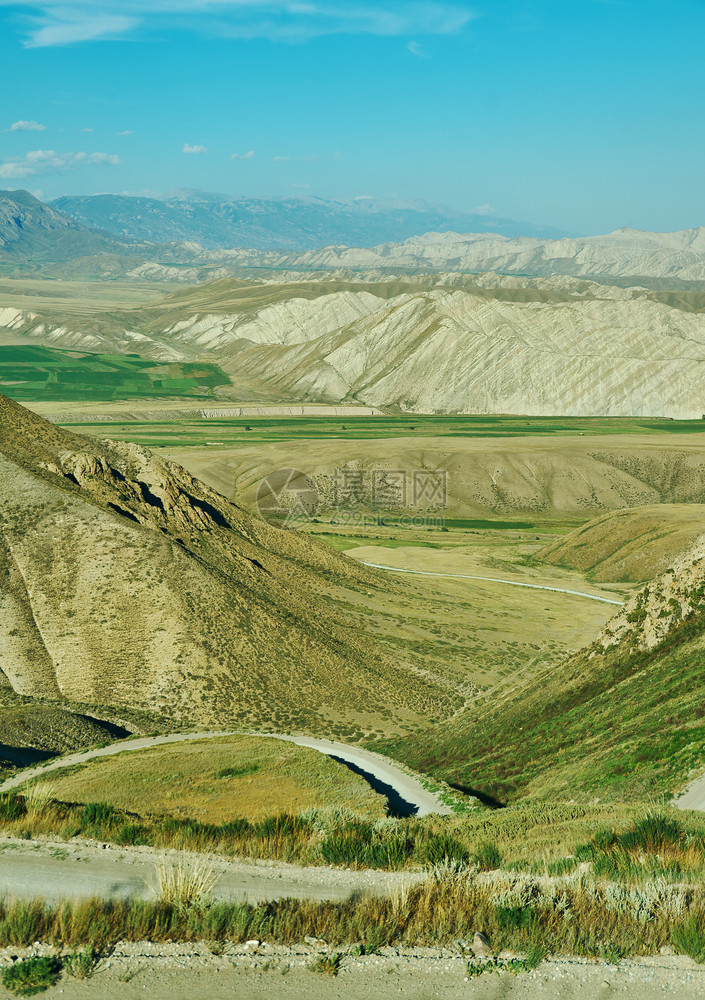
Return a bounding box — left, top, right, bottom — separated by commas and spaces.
449, 782, 506, 809
80, 714, 132, 740
328, 754, 419, 817
0, 743, 54, 767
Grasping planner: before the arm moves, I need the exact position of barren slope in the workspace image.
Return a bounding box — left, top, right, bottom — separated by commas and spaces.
168, 434, 705, 521
0, 396, 452, 733
3, 274, 705, 417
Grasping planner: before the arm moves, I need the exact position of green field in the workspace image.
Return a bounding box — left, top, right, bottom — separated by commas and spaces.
63, 412, 705, 448
0, 345, 230, 402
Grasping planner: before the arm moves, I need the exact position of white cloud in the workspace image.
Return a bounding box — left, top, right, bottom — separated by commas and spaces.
474, 203, 495, 216
0, 2, 475, 48
183, 142, 208, 154
0, 149, 121, 178
116, 130, 133, 136
273, 155, 291, 162
407, 40, 428, 57
28, 13, 138, 47
81, 127, 94, 132
231, 150, 255, 160
7, 120, 45, 131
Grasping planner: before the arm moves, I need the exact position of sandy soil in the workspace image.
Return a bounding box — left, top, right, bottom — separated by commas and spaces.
3, 945, 705, 1000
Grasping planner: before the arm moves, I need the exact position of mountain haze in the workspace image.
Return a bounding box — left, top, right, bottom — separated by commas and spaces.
50, 191, 569, 251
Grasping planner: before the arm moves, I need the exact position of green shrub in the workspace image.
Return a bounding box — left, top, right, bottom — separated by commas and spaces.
423, 833, 470, 867
473, 841, 502, 871
617, 812, 685, 852
0, 956, 62, 996
599, 943, 626, 965
320, 828, 370, 866
64, 947, 101, 979
494, 905, 538, 934
114, 822, 149, 846
217, 765, 258, 778
81, 802, 116, 829
672, 917, 705, 964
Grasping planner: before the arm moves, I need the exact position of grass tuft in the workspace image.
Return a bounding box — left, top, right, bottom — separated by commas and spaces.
63, 946, 102, 979
153, 854, 221, 911
309, 953, 342, 976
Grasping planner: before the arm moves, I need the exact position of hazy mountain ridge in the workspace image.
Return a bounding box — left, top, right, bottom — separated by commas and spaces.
272, 228, 705, 282
50, 192, 569, 251
2, 190, 705, 288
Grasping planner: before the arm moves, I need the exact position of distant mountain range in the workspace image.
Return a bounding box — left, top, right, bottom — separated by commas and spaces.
2, 189, 704, 288
49, 190, 570, 250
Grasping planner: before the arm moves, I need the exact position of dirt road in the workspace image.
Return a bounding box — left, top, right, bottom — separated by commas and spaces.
0, 731, 451, 817
0, 835, 420, 904
358, 560, 625, 606
2, 943, 704, 1000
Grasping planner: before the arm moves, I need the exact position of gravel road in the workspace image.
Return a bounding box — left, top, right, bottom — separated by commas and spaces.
2, 941, 704, 1000
0, 730, 451, 817
673, 773, 705, 812
0, 835, 422, 904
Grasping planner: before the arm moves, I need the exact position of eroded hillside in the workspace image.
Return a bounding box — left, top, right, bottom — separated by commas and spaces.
3, 274, 705, 417
0, 396, 453, 733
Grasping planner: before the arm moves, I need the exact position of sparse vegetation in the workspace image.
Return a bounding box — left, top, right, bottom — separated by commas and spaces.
1, 869, 705, 963
309, 952, 342, 975
63, 947, 102, 980
0, 956, 62, 996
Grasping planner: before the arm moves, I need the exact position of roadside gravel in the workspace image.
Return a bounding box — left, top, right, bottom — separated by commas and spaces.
2, 942, 704, 1000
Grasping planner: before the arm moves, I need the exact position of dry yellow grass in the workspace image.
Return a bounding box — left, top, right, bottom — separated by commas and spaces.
42, 736, 387, 822
540, 503, 705, 582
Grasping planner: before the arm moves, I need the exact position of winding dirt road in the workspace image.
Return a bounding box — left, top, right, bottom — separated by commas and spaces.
0, 731, 451, 817
358, 560, 625, 606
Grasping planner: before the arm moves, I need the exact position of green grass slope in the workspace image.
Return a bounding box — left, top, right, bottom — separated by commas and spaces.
380, 545, 705, 805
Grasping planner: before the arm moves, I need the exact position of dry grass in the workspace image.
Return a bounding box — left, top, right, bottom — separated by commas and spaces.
22, 782, 57, 821
40, 736, 386, 823
3, 868, 705, 960
153, 854, 221, 910
540, 504, 705, 583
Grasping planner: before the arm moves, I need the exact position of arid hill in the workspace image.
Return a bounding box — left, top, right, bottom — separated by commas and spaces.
4, 274, 705, 417
540, 505, 705, 582
0, 396, 450, 733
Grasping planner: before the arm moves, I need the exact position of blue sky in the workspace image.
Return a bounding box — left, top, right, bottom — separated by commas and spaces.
0, 0, 703, 235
